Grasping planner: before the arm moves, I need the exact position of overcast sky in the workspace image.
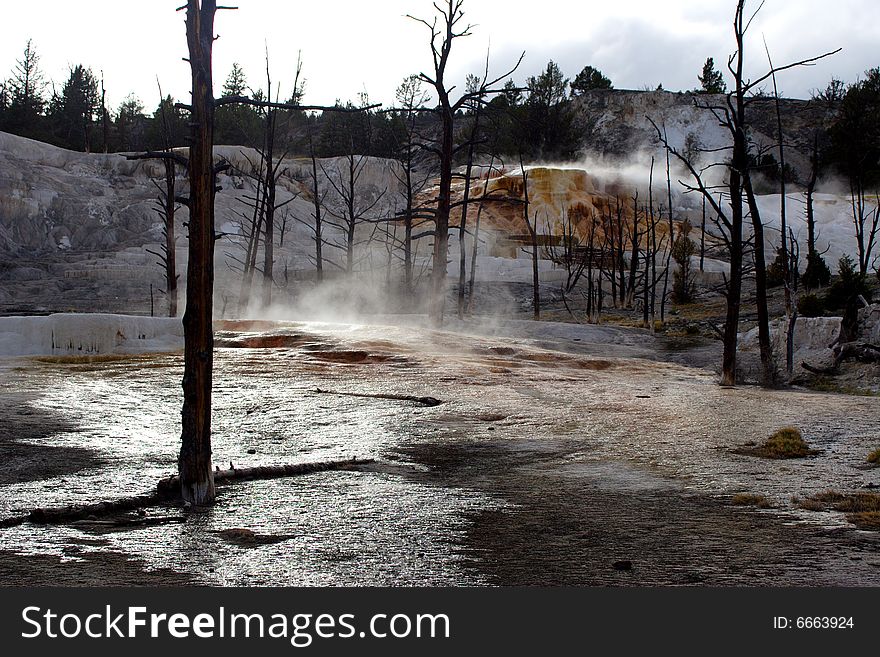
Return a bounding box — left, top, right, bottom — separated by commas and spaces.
1, 0, 876, 112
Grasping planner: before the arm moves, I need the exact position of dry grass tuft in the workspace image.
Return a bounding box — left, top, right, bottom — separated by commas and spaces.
731, 493, 773, 508
741, 427, 816, 459
846, 512, 880, 530
796, 490, 880, 531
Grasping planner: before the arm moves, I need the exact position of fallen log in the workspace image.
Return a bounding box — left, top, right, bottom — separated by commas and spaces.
157, 458, 375, 494
68, 516, 187, 529
802, 341, 880, 375
2, 458, 375, 529
28, 493, 170, 525
313, 387, 442, 407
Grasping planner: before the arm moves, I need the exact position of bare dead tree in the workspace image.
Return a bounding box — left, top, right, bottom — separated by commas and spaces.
764, 39, 791, 315
626, 190, 642, 306
805, 133, 820, 268
295, 130, 329, 283
131, 80, 183, 318
700, 194, 707, 272
466, 154, 503, 312
177, 0, 223, 505
659, 128, 674, 322
172, 0, 377, 505
321, 146, 387, 274
408, 0, 523, 325
851, 178, 880, 277
784, 227, 800, 376
454, 72, 489, 319
651, 0, 838, 386
100, 72, 109, 154
520, 155, 540, 320
390, 75, 433, 297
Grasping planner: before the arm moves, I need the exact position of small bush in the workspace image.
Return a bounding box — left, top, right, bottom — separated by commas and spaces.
754, 427, 813, 459
766, 247, 787, 288
802, 251, 831, 289
797, 293, 825, 318
868, 448, 880, 465
732, 493, 773, 508
825, 255, 871, 311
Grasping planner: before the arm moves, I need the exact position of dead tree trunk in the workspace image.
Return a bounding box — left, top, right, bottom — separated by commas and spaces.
309, 135, 325, 283
162, 159, 178, 317
520, 157, 540, 320
179, 0, 218, 505
261, 106, 277, 308
409, 0, 522, 325
700, 195, 706, 272
626, 192, 641, 307
806, 133, 819, 264
100, 74, 109, 154
766, 44, 791, 315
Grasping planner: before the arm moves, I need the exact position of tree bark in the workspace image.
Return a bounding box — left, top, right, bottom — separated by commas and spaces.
179, 0, 217, 505
164, 159, 178, 317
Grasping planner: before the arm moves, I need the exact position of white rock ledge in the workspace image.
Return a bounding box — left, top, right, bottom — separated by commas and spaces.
0, 313, 184, 356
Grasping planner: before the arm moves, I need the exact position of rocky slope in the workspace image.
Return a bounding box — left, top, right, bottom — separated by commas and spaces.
573, 89, 836, 181
0, 132, 402, 314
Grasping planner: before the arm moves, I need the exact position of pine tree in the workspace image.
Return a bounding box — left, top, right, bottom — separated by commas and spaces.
570, 65, 613, 95
524, 61, 576, 158
222, 62, 247, 97
115, 93, 146, 151
215, 63, 261, 145
2, 39, 47, 138
697, 57, 726, 94
51, 64, 99, 151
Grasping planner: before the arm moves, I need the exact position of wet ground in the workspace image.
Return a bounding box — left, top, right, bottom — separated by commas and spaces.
1, 319, 879, 585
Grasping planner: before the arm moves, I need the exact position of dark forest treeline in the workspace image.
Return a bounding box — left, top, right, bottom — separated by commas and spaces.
1, 39, 878, 187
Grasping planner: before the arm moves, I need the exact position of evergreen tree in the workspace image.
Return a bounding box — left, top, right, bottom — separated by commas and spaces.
697, 57, 726, 94
115, 93, 146, 151
570, 65, 612, 95
2, 39, 48, 139
215, 62, 262, 146
222, 62, 247, 96
523, 60, 576, 158
51, 64, 99, 151
146, 95, 189, 150
828, 68, 880, 188
671, 219, 697, 302
802, 251, 832, 289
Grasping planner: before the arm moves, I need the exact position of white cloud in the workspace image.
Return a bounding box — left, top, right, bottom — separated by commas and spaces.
0, 0, 875, 113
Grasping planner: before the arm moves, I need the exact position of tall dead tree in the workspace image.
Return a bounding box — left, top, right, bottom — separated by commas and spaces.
175, 1, 374, 504
179, 0, 221, 505
128, 83, 184, 318
300, 131, 328, 283
653, 0, 837, 386
391, 75, 432, 297
100, 72, 109, 153
765, 40, 791, 315
454, 75, 487, 319
520, 157, 540, 320
322, 148, 387, 274
851, 180, 880, 278
156, 82, 180, 317
409, 0, 522, 325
